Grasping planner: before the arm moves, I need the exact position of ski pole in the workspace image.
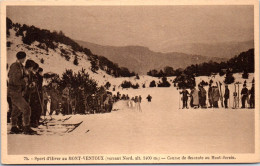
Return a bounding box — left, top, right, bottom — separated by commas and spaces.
178, 91, 180, 109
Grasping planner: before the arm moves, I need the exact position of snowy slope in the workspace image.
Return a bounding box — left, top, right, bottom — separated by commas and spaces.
7, 28, 168, 88
8, 86, 254, 155
7, 29, 115, 86
6, 27, 255, 157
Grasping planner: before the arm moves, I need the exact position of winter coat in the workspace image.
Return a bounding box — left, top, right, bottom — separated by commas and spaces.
191, 89, 199, 106
146, 95, 152, 102
8, 61, 26, 93
250, 86, 255, 98
180, 89, 189, 100
241, 88, 248, 97
212, 86, 220, 102
224, 88, 230, 99
36, 73, 43, 91
199, 88, 206, 98
208, 86, 213, 102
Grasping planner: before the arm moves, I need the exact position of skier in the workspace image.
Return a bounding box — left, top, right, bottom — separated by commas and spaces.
15, 60, 37, 129
212, 85, 220, 108
208, 83, 213, 108
241, 84, 248, 108
249, 83, 255, 108
8, 51, 36, 134
49, 82, 60, 115
29, 63, 43, 128
198, 85, 207, 108
180, 88, 189, 109
146, 94, 152, 102
139, 95, 142, 103
224, 85, 230, 108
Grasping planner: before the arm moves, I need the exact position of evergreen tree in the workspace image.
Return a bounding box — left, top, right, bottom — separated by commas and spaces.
224, 72, 235, 84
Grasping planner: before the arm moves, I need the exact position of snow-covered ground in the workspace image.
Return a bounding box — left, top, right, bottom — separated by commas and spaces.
6, 28, 255, 155
8, 84, 255, 155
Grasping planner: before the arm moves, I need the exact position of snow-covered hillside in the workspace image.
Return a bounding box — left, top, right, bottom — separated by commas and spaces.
7, 29, 115, 86
7, 28, 167, 89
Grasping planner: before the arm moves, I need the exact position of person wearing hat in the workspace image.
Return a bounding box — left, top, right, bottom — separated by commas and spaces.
241, 83, 248, 108
224, 85, 230, 108
8, 51, 37, 134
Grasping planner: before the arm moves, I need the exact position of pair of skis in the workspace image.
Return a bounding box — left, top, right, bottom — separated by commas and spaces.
216, 81, 224, 108
232, 82, 241, 109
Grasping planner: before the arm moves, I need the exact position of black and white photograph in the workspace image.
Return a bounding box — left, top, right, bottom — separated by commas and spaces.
1, 0, 259, 164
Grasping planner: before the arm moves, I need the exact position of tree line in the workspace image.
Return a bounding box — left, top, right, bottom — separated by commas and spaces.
147, 48, 254, 78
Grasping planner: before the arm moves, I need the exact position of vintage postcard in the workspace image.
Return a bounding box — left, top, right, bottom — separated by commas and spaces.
1, 0, 259, 164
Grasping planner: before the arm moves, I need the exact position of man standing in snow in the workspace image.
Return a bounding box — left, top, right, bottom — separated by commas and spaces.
146, 94, 152, 102
224, 85, 230, 108
29, 63, 42, 128
241, 84, 248, 108
199, 85, 207, 108
8, 51, 36, 135
180, 88, 189, 109
249, 83, 255, 108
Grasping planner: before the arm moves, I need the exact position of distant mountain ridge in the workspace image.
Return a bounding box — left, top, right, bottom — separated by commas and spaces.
76, 40, 228, 74
157, 40, 254, 58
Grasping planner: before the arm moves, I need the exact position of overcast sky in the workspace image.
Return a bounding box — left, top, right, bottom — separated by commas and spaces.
7, 6, 254, 51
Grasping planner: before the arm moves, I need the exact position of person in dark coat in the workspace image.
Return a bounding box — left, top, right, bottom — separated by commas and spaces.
208, 84, 213, 108
29, 63, 42, 128
224, 85, 230, 108
199, 85, 207, 108
249, 84, 255, 108
139, 95, 142, 103
146, 94, 152, 102
180, 88, 189, 109
241, 84, 248, 108
8, 51, 36, 134
35, 68, 44, 125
